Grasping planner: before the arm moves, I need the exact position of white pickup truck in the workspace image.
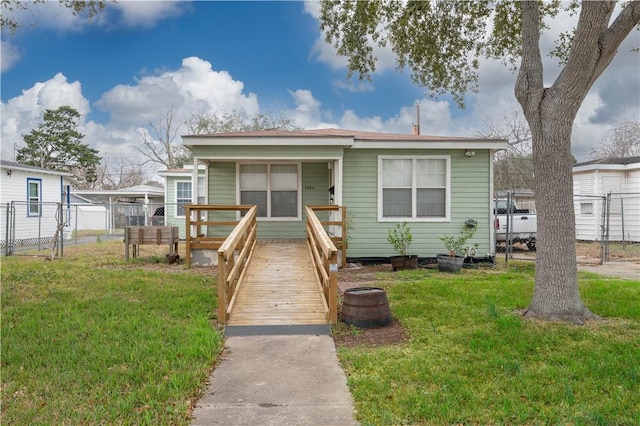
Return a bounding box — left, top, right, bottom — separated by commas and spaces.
494, 199, 537, 251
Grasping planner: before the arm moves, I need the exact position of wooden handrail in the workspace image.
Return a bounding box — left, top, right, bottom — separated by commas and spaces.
184, 204, 255, 266
305, 206, 339, 324
216, 206, 257, 325
184, 204, 256, 325
307, 205, 347, 268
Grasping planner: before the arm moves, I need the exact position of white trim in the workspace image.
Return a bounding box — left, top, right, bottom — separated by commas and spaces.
236, 162, 302, 221
353, 141, 506, 150
377, 155, 451, 222
573, 162, 640, 173
174, 179, 192, 218
197, 156, 343, 162
183, 136, 353, 147
489, 151, 496, 253
27, 177, 42, 217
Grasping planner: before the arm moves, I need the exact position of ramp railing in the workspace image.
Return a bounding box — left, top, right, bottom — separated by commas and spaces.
216, 206, 257, 325
184, 204, 257, 325
305, 206, 339, 324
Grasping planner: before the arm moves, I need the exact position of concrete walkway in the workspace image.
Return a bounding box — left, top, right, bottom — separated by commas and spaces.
191, 332, 359, 426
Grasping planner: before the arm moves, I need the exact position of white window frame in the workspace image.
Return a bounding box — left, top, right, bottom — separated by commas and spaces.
236, 162, 302, 221
174, 180, 192, 218
580, 202, 594, 215
27, 178, 42, 217
378, 155, 451, 222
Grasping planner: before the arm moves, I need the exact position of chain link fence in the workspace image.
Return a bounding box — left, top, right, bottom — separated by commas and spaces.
496, 191, 640, 265
601, 192, 640, 263
2, 201, 182, 257
495, 191, 537, 261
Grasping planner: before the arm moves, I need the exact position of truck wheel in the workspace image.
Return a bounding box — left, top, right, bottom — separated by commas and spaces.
527, 242, 536, 251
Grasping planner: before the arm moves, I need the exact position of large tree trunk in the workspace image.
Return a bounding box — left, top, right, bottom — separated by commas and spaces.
513, 0, 639, 324
523, 101, 599, 324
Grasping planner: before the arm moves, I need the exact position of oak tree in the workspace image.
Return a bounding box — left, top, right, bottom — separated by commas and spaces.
320, 0, 640, 323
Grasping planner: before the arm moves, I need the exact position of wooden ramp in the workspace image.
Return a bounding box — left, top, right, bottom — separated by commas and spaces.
227, 240, 328, 326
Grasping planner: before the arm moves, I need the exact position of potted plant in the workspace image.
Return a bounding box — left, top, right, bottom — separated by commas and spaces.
437, 220, 478, 272
387, 222, 418, 270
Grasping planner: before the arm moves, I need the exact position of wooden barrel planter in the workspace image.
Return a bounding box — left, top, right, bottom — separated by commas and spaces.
342, 287, 392, 328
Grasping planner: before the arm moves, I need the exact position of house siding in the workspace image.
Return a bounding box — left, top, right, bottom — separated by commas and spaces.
341, 148, 492, 258
206, 161, 330, 239
573, 165, 640, 242
0, 167, 70, 245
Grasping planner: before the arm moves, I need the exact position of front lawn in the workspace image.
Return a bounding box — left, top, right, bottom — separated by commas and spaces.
337, 263, 640, 425
1, 241, 223, 425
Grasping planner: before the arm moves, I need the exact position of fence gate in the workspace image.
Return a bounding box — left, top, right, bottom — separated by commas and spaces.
603, 192, 640, 263
574, 194, 607, 265
2, 202, 68, 257
495, 191, 537, 262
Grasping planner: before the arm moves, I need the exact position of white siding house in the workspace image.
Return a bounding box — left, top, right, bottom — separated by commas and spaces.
0, 160, 75, 248
573, 156, 640, 242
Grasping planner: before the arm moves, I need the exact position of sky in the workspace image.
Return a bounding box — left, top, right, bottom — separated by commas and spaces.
1, 1, 639, 176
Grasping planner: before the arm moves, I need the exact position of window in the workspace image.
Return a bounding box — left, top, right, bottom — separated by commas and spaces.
580, 202, 594, 215
175, 181, 191, 217
379, 156, 449, 221
27, 178, 41, 216
239, 163, 300, 219
197, 176, 206, 204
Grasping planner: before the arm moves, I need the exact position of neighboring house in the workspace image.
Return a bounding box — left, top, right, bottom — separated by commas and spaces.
178, 129, 507, 258
67, 194, 110, 232
573, 156, 640, 242
0, 160, 74, 248
72, 185, 165, 231
158, 164, 207, 238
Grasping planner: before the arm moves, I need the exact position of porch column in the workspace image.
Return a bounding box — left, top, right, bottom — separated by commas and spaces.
192, 157, 199, 204
334, 158, 343, 206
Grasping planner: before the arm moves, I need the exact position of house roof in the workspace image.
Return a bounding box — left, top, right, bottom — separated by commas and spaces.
574, 156, 640, 167
158, 164, 207, 176
573, 156, 640, 173
182, 128, 508, 150
72, 185, 165, 202
0, 159, 75, 177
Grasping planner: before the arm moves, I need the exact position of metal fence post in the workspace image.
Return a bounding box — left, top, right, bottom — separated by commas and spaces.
4, 202, 10, 256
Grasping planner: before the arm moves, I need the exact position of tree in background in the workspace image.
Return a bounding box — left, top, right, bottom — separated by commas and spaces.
136, 106, 191, 170
89, 157, 151, 190
320, 1, 640, 324
1, 0, 109, 35
137, 108, 300, 171
475, 109, 534, 192
593, 117, 640, 159
186, 110, 299, 134
17, 106, 101, 185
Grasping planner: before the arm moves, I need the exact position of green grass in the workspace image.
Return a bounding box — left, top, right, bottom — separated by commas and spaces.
339, 262, 640, 425
1, 242, 223, 425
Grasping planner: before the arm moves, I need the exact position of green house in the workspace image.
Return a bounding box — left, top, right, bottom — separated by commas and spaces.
165, 128, 506, 259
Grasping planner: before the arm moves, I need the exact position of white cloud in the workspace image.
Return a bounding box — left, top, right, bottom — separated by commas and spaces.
1, 40, 20, 73
116, 1, 188, 29
2, 1, 187, 36
1, 73, 90, 159
2, 57, 262, 165
96, 57, 259, 129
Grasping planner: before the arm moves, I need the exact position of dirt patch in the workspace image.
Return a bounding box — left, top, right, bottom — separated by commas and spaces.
333, 263, 411, 348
